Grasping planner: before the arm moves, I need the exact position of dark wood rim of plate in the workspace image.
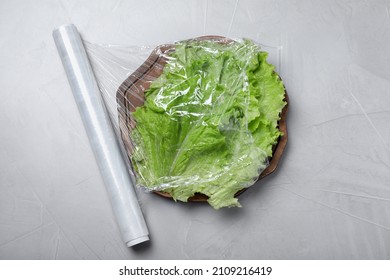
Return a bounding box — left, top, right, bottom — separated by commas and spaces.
116, 35, 289, 202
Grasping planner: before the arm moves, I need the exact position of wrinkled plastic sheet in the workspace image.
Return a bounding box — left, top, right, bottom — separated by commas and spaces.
84, 36, 286, 210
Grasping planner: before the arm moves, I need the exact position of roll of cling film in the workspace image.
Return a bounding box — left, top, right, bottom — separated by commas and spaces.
53, 24, 149, 247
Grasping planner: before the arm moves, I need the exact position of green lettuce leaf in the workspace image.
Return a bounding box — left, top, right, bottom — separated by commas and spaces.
130, 39, 286, 209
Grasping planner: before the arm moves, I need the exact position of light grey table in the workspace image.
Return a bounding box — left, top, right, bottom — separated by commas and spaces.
1, 0, 390, 259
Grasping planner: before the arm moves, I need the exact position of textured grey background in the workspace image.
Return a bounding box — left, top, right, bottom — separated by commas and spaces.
1, 0, 390, 259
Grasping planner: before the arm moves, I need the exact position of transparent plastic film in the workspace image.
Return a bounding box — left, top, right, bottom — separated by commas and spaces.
85, 36, 287, 209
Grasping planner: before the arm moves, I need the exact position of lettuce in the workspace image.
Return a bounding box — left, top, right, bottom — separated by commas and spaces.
130, 39, 286, 209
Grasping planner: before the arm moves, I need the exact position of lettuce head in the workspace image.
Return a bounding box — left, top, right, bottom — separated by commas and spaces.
130, 39, 286, 209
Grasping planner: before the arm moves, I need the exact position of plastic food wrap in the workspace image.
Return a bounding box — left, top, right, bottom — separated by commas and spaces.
86, 36, 288, 209
53, 24, 149, 247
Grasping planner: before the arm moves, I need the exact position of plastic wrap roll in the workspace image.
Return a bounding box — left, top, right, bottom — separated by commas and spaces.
53, 24, 149, 247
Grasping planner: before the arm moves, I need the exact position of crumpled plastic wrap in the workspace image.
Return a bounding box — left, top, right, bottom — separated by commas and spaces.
86, 37, 287, 209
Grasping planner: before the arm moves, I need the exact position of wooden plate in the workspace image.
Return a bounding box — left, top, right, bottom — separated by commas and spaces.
116, 36, 288, 202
